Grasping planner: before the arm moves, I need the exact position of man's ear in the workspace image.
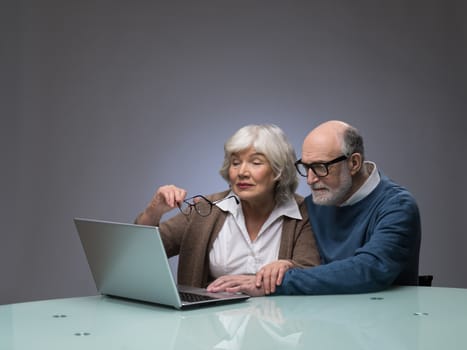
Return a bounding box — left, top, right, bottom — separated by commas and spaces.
348, 153, 362, 175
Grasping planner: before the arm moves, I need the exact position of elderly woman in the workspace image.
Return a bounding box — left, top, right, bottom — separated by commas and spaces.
135, 124, 320, 294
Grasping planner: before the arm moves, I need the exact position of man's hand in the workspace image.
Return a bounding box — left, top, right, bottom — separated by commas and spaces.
255, 260, 294, 295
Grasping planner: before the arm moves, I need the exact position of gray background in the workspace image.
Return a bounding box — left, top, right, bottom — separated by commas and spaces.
1, 0, 466, 305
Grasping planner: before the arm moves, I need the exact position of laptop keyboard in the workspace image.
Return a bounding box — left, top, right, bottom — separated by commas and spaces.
179, 291, 216, 303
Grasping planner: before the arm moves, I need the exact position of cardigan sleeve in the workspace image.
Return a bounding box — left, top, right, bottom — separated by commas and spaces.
158, 212, 191, 258
278, 196, 321, 268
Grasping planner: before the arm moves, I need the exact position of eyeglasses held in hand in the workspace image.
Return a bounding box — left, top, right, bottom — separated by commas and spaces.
295, 155, 348, 178
178, 195, 239, 217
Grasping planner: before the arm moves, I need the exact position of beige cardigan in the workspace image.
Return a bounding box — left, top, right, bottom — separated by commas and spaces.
159, 191, 320, 288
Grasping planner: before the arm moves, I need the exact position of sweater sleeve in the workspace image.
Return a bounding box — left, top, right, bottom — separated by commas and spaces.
274, 193, 421, 295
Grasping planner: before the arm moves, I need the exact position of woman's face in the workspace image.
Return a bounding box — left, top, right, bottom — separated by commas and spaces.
228, 147, 277, 204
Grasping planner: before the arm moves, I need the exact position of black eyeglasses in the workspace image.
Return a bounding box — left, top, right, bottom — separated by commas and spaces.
295, 155, 348, 178
178, 195, 239, 217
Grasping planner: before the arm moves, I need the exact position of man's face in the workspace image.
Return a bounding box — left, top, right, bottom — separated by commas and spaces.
305, 159, 352, 206
301, 136, 352, 206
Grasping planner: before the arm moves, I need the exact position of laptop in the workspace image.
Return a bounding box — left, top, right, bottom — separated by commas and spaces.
73, 218, 250, 310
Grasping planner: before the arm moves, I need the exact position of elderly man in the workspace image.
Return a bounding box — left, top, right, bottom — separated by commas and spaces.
213, 120, 421, 296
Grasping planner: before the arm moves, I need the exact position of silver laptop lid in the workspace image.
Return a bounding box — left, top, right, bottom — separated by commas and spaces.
74, 218, 249, 309
74, 218, 183, 308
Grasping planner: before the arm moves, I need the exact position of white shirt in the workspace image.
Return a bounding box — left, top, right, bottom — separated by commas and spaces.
209, 193, 302, 278
340, 161, 380, 206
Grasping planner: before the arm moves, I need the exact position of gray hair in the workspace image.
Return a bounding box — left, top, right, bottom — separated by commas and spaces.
342, 125, 365, 160
219, 124, 298, 204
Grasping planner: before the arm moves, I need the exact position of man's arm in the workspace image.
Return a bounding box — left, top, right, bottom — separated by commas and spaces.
274, 197, 421, 295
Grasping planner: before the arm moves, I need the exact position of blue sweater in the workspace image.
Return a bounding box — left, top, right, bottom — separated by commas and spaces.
275, 173, 421, 295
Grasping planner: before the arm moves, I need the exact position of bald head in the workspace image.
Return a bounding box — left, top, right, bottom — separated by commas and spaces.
302, 120, 351, 162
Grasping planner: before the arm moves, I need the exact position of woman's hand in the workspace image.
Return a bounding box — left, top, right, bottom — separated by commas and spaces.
207, 275, 265, 297
136, 185, 187, 226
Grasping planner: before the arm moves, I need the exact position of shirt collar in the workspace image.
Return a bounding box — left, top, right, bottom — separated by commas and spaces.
216, 191, 302, 220
340, 161, 380, 206
215, 191, 240, 214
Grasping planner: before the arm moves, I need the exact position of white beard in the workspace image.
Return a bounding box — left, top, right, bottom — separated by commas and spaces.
310, 170, 352, 206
